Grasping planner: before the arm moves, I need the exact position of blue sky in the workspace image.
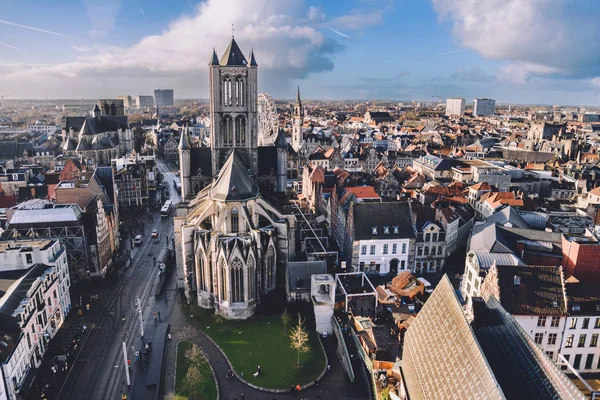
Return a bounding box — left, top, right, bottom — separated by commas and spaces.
0, 0, 599, 105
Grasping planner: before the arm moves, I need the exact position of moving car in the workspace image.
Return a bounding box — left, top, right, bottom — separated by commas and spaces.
134, 235, 143, 245
152, 229, 159, 238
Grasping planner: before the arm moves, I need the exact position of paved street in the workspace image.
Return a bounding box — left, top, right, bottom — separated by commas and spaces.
27, 160, 181, 400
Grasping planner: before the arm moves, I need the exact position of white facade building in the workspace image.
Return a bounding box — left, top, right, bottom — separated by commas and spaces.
27, 122, 58, 135
445, 98, 465, 116
0, 240, 71, 400
473, 98, 496, 117
357, 237, 412, 275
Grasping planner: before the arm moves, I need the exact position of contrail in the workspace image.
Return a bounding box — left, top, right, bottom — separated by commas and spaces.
328, 28, 351, 39
140, 8, 147, 20
0, 41, 33, 58
435, 49, 463, 56
0, 19, 74, 39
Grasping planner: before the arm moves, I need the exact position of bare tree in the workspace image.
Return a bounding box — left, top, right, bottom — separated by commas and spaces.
185, 344, 207, 365
289, 314, 310, 367
281, 308, 291, 334
183, 364, 204, 400
181, 325, 200, 339
164, 393, 188, 400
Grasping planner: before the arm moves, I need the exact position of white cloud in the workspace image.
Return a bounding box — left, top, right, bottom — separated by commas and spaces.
1, 0, 348, 98
497, 62, 559, 84
84, 0, 122, 39
431, 0, 600, 79
308, 6, 325, 22
592, 77, 600, 88
329, 10, 383, 31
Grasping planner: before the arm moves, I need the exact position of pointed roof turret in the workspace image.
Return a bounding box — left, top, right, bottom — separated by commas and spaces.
275, 128, 287, 148
220, 38, 248, 66
178, 126, 191, 151
295, 86, 302, 108
209, 47, 220, 66
210, 150, 259, 201
249, 49, 258, 67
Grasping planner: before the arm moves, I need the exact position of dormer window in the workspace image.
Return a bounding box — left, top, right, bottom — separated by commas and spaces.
393, 226, 399, 234
573, 304, 581, 312
372, 227, 378, 235
383, 226, 390, 234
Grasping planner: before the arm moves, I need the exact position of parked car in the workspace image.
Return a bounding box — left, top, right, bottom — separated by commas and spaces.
417, 277, 433, 294
134, 235, 143, 245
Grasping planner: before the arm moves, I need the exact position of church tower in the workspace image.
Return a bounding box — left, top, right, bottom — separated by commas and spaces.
292, 86, 303, 153
209, 39, 258, 176
178, 126, 191, 199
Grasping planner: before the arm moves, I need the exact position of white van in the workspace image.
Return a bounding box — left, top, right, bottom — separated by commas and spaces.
134, 235, 143, 246
417, 277, 433, 294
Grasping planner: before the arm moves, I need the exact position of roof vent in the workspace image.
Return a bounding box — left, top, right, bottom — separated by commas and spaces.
513, 275, 521, 285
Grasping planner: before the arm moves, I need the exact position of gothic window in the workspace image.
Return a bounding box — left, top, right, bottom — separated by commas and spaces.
197, 252, 206, 291
231, 207, 239, 233
247, 257, 255, 300
265, 246, 275, 290
220, 260, 227, 301
235, 76, 244, 107
222, 115, 233, 147
230, 258, 245, 303
235, 115, 246, 147
223, 76, 232, 106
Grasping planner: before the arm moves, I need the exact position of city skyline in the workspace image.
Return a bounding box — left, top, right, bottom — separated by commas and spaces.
0, 0, 599, 105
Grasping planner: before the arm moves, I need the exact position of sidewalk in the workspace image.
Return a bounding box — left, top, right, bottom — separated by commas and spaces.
26, 279, 120, 400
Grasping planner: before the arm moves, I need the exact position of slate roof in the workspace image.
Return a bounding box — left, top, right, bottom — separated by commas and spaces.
565, 282, 600, 315
0, 141, 17, 160
402, 275, 504, 400
473, 296, 585, 400
257, 146, 278, 176
352, 201, 415, 240
495, 265, 566, 315
288, 261, 326, 291
249, 49, 258, 67
65, 115, 128, 135
219, 38, 248, 66
210, 150, 259, 201
190, 147, 212, 177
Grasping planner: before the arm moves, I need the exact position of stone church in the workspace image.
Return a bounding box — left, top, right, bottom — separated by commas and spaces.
174, 38, 296, 319
62, 104, 133, 165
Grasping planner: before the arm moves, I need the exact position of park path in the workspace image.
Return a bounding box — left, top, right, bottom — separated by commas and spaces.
163, 299, 365, 400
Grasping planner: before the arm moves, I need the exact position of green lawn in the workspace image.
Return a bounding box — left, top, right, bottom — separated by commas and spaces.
175, 341, 218, 400
184, 305, 326, 390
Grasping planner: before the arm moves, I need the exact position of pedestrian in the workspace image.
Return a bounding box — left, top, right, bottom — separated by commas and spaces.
157, 311, 161, 321
327, 364, 331, 371
167, 333, 172, 340
86, 303, 90, 311
240, 393, 244, 400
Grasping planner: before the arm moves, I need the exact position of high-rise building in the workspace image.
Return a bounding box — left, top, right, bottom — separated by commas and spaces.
135, 95, 154, 109
445, 98, 465, 116
473, 98, 496, 117
154, 89, 174, 107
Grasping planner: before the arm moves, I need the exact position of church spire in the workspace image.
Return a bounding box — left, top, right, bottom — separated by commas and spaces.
209, 47, 220, 66
296, 86, 302, 108
249, 48, 258, 67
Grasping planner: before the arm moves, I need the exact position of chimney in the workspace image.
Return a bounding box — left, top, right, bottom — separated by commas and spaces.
472, 297, 486, 322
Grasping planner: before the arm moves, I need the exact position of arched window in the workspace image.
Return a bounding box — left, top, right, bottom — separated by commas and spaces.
222, 115, 233, 147
220, 260, 227, 301
235, 115, 245, 147
197, 252, 206, 291
231, 207, 239, 233
223, 77, 232, 106
265, 246, 275, 290
230, 258, 244, 303
235, 76, 244, 106
247, 257, 255, 300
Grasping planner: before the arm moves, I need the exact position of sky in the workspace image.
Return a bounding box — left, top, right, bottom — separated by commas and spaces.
0, 0, 599, 105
